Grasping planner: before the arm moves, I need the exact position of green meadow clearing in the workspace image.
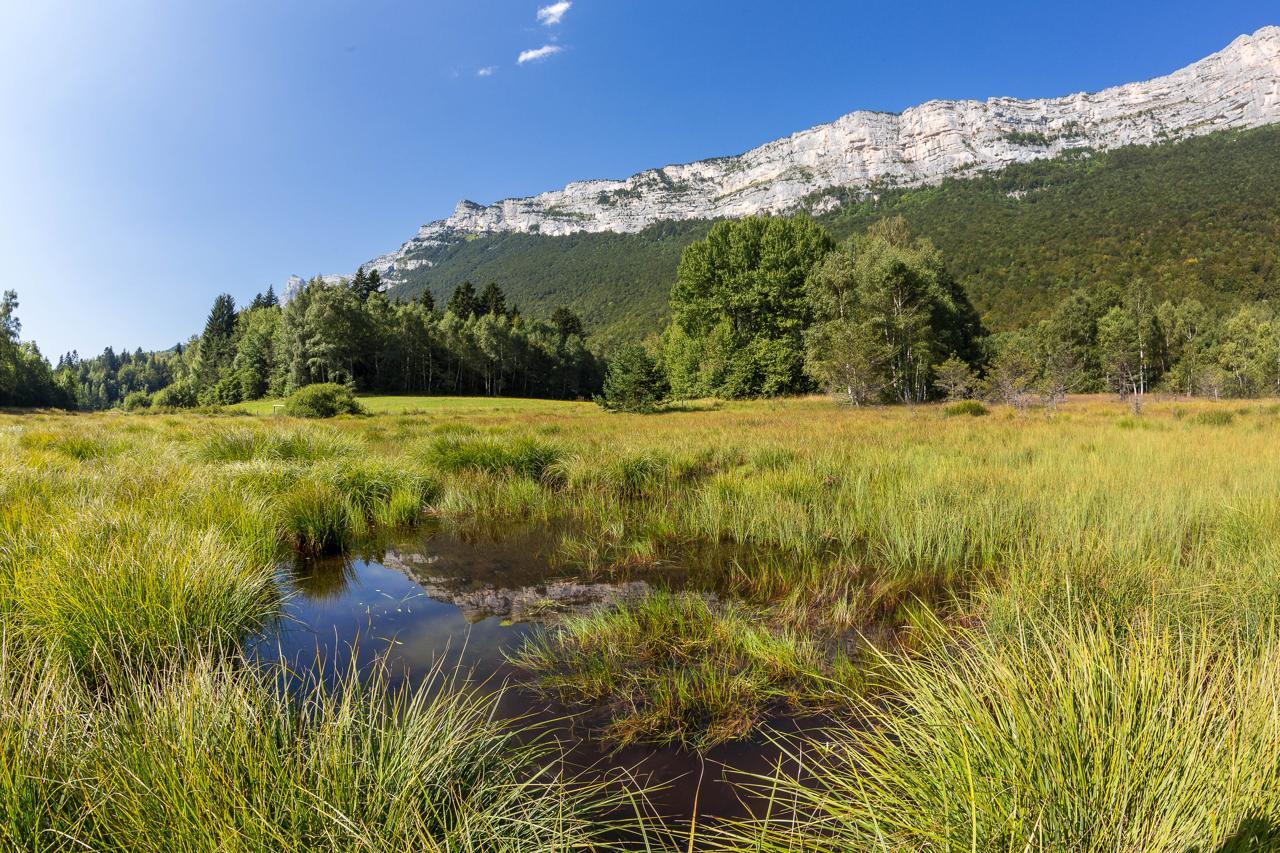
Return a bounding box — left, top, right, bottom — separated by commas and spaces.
231, 394, 591, 417
3, 394, 1280, 850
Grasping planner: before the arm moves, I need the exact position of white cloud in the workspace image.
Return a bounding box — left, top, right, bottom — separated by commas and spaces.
477, 66, 497, 77
517, 44, 562, 64
536, 1, 571, 26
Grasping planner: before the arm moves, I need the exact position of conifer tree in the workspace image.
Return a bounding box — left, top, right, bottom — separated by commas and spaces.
597, 344, 668, 413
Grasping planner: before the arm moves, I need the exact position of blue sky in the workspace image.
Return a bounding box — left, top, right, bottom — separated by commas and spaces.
1, 0, 1274, 358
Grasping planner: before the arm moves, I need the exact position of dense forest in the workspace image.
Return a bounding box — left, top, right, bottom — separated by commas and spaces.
390, 220, 709, 348
0, 291, 75, 408
389, 124, 1280, 344
5, 124, 1280, 411
616, 214, 1280, 409
48, 276, 600, 410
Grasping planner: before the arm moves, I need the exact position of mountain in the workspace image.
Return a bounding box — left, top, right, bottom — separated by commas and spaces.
286, 27, 1280, 341
355, 27, 1279, 279
376, 124, 1280, 342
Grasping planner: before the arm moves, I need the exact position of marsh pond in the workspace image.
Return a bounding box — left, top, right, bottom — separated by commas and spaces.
250, 523, 823, 825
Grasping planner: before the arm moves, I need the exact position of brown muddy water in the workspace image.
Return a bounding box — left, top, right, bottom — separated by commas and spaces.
249, 524, 822, 829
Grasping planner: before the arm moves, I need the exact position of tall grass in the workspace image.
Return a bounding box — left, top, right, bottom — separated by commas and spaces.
716, 609, 1280, 851
0, 644, 636, 851
7, 397, 1280, 842
10, 514, 276, 679
511, 591, 859, 749
0, 413, 640, 848
194, 426, 354, 463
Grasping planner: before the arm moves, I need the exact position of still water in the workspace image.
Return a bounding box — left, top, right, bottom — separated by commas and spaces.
249, 524, 814, 825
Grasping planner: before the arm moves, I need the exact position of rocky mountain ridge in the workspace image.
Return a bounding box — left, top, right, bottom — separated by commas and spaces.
294, 26, 1280, 293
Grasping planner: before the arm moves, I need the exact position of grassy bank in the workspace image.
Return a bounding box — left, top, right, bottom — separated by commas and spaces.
4, 395, 1280, 847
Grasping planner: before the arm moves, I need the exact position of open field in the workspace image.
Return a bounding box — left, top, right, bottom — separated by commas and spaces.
4, 394, 1280, 849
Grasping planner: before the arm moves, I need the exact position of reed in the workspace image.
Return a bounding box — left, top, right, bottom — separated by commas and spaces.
713, 608, 1280, 851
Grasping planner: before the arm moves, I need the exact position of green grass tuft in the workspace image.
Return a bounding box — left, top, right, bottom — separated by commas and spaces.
511, 591, 857, 749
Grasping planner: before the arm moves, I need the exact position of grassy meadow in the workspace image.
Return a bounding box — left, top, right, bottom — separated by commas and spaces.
3, 394, 1280, 849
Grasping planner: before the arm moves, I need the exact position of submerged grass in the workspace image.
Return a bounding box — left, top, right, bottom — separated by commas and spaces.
511, 591, 859, 749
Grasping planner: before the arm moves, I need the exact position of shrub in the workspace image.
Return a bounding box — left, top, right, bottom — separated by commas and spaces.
597, 345, 668, 413
943, 399, 989, 417
284, 384, 365, 419
152, 382, 198, 409
121, 391, 152, 411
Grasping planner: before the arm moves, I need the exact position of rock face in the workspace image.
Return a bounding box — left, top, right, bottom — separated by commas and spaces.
281, 275, 307, 304
333, 27, 1280, 287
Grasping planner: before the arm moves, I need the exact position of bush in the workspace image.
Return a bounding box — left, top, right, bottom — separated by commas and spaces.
597, 345, 668, 413
943, 400, 989, 417
152, 381, 198, 409
284, 384, 365, 419
121, 391, 152, 411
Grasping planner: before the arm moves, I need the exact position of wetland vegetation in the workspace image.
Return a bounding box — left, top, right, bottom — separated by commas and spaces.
4, 394, 1280, 849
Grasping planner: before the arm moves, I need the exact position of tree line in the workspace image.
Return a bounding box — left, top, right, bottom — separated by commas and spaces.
8, 206, 1280, 412
48, 275, 600, 410
601, 214, 1280, 410
0, 291, 75, 408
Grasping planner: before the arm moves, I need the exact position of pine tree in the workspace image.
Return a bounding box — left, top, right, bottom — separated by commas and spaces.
202, 294, 237, 342
479, 282, 507, 317
597, 344, 668, 413
196, 293, 237, 387
934, 355, 976, 401
350, 268, 370, 300
550, 306, 584, 339
447, 282, 479, 319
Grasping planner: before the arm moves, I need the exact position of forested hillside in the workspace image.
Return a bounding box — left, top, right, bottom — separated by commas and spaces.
389, 124, 1280, 343
389, 220, 709, 346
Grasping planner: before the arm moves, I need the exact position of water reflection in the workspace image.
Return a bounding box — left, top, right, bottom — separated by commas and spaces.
253, 523, 817, 826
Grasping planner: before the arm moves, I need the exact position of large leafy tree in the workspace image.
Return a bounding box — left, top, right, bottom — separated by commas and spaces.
1097, 282, 1161, 398
0, 290, 73, 408
665, 215, 833, 398
804, 218, 983, 403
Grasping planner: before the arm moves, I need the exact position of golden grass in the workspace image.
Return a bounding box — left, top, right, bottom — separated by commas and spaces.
4, 394, 1280, 845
